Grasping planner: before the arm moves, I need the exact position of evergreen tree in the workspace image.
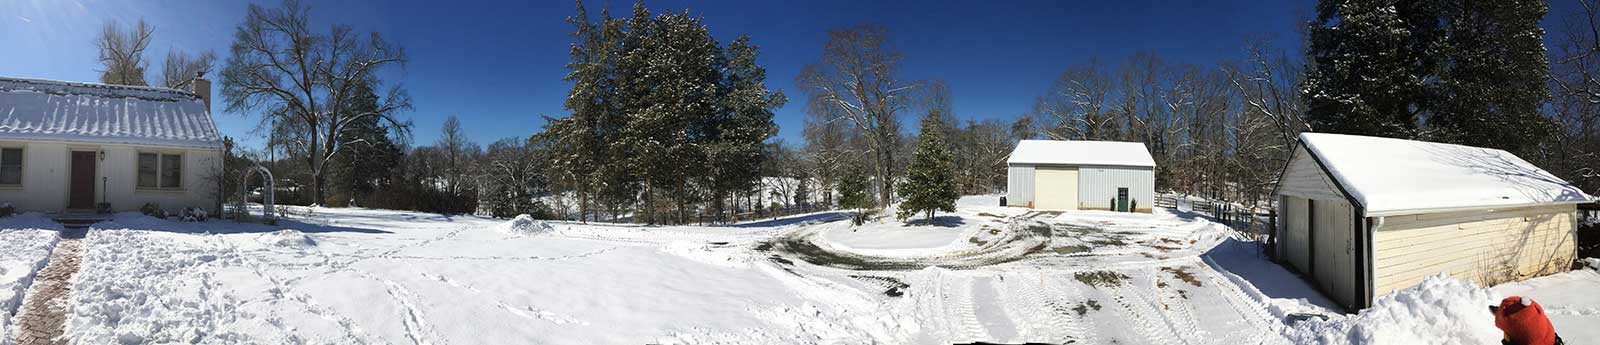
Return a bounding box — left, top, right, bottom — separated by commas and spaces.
1429, 0, 1552, 154
896, 114, 959, 221
330, 79, 401, 206
706, 35, 785, 222
836, 164, 871, 225
1303, 0, 1439, 138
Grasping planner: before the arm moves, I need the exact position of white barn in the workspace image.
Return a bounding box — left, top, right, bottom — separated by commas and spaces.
1005, 140, 1155, 212
0, 76, 223, 214
1275, 133, 1592, 311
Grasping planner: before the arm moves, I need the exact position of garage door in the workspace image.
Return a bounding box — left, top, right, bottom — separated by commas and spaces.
1283, 197, 1310, 273
1033, 167, 1079, 210
1311, 199, 1356, 308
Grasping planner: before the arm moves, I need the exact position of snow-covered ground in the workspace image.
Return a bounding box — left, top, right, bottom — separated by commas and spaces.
1, 196, 1589, 344
0, 214, 60, 345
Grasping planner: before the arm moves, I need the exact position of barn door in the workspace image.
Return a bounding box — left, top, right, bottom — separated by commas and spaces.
1312, 200, 1355, 308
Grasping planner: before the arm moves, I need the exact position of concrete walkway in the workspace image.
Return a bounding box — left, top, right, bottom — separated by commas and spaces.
10, 229, 86, 345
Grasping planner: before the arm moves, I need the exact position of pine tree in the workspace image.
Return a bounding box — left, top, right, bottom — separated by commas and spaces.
1303, 0, 1439, 139
330, 79, 401, 206
1429, 0, 1552, 154
896, 114, 959, 221
836, 164, 871, 225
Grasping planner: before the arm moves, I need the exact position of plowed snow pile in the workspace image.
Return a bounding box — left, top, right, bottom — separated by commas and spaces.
499, 214, 553, 237
1284, 275, 1499, 345
257, 229, 316, 248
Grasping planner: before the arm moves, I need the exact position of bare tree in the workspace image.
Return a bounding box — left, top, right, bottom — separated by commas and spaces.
161, 48, 217, 89
439, 115, 473, 195
797, 25, 918, 206
1032, 60, 1117, 140
1228, 37, 1309, 146
96, 19, 154, 86
803, 108, 851, 207
221, 0, 412, 205
1549, 0, 1600, 194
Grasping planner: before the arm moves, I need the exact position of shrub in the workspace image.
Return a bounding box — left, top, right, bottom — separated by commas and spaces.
0, 202, 13, 218
179, 207, 209, 222
140, 202, 166, 218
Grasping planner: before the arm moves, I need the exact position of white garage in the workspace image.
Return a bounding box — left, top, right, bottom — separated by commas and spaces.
1275, 133, 1592, 311
1005, 140, 1155, 212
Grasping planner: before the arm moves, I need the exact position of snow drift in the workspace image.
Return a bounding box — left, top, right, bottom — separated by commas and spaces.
257, 229, 316, 248
499, 215, 553, 237
1284, 275, 1500, 345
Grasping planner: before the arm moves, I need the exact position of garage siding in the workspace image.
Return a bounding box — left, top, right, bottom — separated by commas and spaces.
1372, 204, 1577, 297
1006, 165, 1035, 207
1278, 146, 1345, 201
1076, 166, 1155, 213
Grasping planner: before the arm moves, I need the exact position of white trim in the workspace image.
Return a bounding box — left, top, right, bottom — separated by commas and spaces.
1364, 200, 1594, 218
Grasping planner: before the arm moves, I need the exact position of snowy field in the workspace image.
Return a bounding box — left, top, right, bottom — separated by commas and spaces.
0, 196, 1589, 344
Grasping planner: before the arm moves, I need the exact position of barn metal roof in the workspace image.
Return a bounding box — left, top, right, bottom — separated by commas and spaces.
1006, 140, 1155, 168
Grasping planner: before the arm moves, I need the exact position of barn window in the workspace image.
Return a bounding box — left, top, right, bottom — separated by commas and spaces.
137, 152, 183, 189
0, 148, 21, 185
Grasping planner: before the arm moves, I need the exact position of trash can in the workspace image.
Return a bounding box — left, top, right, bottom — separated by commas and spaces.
999, 196, 1007, 207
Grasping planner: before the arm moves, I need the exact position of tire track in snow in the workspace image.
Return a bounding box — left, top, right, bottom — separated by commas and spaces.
1196, 257, 1282, 345
947, 276, 992, 343
1141, 269, 1206, 345
997, 271, 1078, 344
1042, 274, 1100, 344
1103, 274, 1183, 345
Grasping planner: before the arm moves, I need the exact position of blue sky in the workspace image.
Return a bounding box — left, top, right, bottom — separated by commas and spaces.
4, 0, 1340, 150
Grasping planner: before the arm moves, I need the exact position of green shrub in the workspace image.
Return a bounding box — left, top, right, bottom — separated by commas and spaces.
140, 203, 166, 218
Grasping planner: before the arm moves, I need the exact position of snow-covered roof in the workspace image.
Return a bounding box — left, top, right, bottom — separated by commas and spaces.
1006, 140, 1155, 168
0, 76, 222, 149
1300, 133, 1593, 217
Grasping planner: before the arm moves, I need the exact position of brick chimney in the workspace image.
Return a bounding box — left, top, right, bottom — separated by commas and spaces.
191, 71, 212, 112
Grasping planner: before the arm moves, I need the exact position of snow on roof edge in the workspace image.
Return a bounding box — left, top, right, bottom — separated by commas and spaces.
1298, 132, 1595, 217
1006, 140, 1156, 167
0, 76, 201, 101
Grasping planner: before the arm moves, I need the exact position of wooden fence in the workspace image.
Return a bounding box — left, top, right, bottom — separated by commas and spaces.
1156, 194, 1276, 240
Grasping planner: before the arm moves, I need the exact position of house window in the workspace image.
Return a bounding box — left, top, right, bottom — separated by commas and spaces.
138, 152, 183, 189
0, 148, 20, 185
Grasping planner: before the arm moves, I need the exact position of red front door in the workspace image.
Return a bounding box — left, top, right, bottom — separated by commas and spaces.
69, 151, 95, 209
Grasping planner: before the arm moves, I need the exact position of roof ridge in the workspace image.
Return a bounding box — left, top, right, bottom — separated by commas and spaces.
0, 76, 200, 102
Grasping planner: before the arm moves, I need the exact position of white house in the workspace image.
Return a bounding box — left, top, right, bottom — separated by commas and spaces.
1005, 140, 1155, 212
0, 76, 223, 214
1274, 132, 1592, 311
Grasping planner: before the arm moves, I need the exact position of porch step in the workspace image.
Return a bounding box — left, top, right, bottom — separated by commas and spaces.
50, 214, 110, 229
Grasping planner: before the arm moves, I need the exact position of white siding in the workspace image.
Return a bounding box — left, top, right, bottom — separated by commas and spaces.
1077, 166, 1155, 212
1373, 204, 1577, 297
1006, 165, 1035, 207
0, 140, 221, 213
1279, 146, 1344, 201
